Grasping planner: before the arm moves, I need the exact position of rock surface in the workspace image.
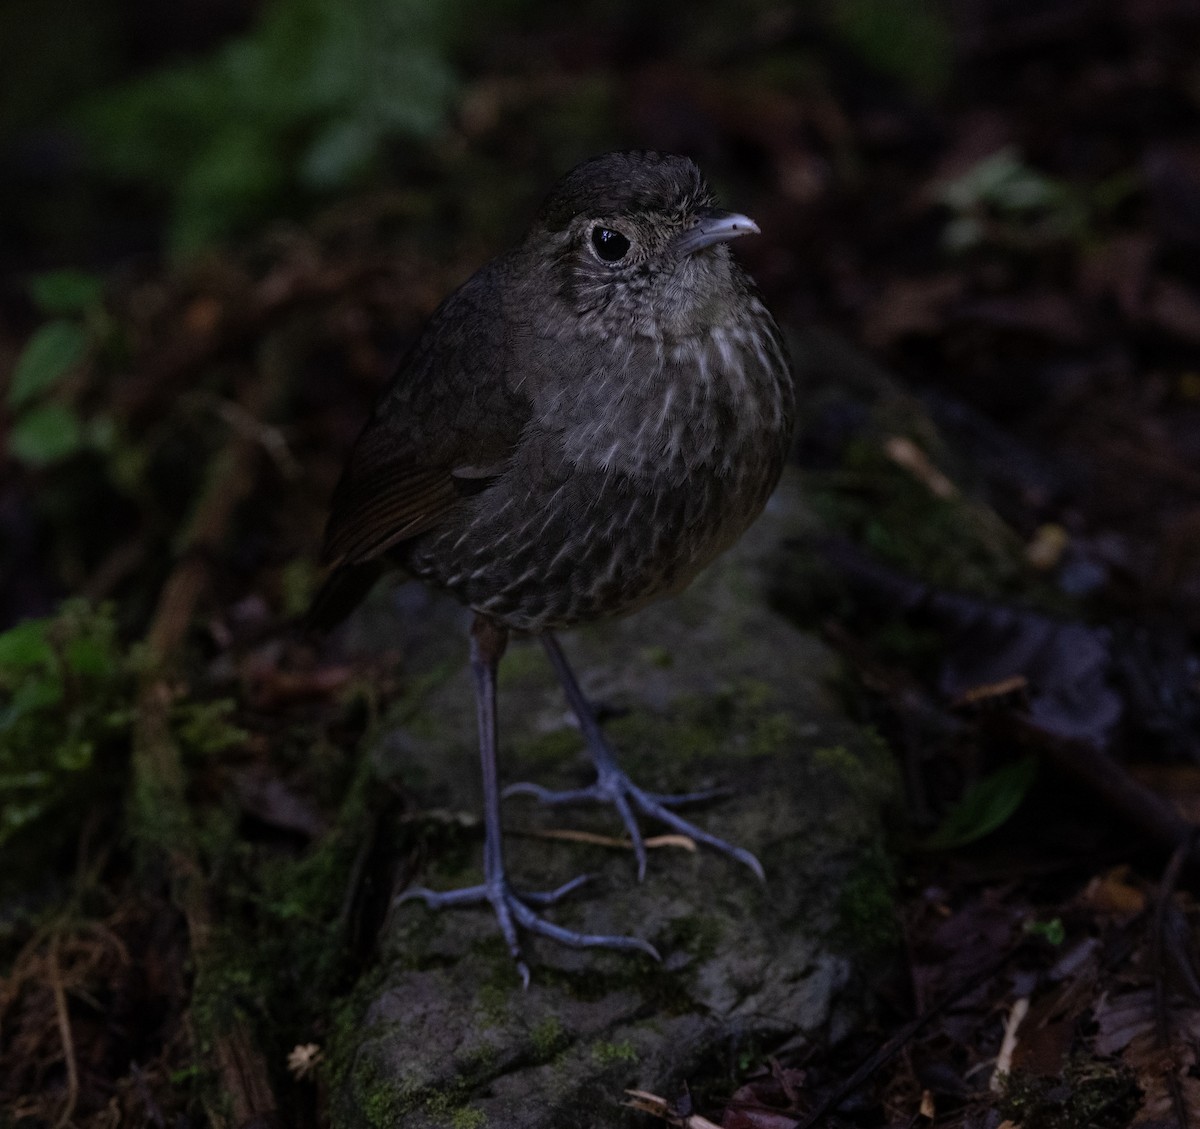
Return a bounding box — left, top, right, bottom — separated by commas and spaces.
332, 466, 896, 1129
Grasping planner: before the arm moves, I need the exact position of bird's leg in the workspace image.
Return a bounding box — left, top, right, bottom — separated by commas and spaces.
503, 633, 765, 883
397, 615, 659, 985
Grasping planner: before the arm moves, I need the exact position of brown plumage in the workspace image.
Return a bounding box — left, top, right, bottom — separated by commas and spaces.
315, 151, 794, 983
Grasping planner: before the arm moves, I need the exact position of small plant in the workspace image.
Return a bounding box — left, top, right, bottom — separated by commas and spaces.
937, 146, 1136, 252
999, 1056, 1141, 1129
0, 601, 131, 847
0, 600, 245, 852
6, 270, 107, 468
77, 0, 462, 255
924, 755, 1039, 849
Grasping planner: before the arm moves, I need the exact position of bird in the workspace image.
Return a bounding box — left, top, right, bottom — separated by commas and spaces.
313, 151, 795, 983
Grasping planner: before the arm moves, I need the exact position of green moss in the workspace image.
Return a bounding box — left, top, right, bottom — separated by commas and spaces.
173, 697, 247, 759
662, 913, 722, 963
507, 951, 694, 1017
495, 640, 548, 687
731, 678, 774, 711
345, 1053, 416, 1128
639, 645, 674, 669
834, 846, 899, 956
448, 1107, 487, 1129
386, 904, 462, 970
529, 1014, 567, 1060
425, 841, 484, 886
812, 743, 896, 809
326, 963, 390, 1087
600, 681, 794, 783
998, 1057, 1140, 1129
422, 1088, 487, 1129
592, 1039, 637, 1066
391, 657, 466, 735
347, 1047, 492, 1129
798, 396, 1070, 614
813, 744, 867, 786
510, 725, 586, 771
504, 675, 799, 802
745, 710, 799, 758
184, 748, 386, 1115
458, 1041, 499, 1082
359, 1079, 408, 1128
475, 982, 510, 1027
0, 600, 248, 892
604, 709, 719, 778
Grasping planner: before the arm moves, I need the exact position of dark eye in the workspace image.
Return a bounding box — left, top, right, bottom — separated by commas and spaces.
591, 226, 631, 263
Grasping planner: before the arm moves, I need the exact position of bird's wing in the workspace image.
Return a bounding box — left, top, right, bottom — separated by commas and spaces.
320, 260, 530, 568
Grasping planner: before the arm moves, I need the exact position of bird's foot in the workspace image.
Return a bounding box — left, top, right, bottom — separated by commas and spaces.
397, 872, 659, 987
503, 771, 765, 883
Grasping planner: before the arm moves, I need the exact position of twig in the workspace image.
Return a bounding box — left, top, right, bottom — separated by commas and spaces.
132, 352, 290, 1124
116, 255, 387, 422
1152, 832, 1196, 1129
130, 1060, 167, 1128
1029, 731, 1199, 867
989, 996, 1029, 1091
522, 828, 698, 853
794, 944, 1023, 1129
49, 934, 79, 1129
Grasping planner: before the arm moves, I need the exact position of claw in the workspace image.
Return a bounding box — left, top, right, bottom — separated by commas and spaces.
502, 782, 597, 804
396, 875, 660, 982
532, 633, 765, 883
522, 873, 593, 907
505, 775, 765, 882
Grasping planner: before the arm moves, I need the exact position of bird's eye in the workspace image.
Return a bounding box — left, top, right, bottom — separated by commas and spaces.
591, 226, 631, 263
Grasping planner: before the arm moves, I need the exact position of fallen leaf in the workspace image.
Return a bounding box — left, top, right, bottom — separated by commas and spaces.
287, 1043, 323, 1079
1078, 868, 1147, 920
624, 1090, 723, 1128
884, 435, 960, 499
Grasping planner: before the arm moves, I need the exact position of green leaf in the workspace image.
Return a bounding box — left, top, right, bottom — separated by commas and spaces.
66, 636, 110, 676
830, 0, 953, 97
300, 116, 379, 189
0, 602, 131, 855
0, 619, 54, 672
8, 321, 88, 409
56, 739, 94, 772
7, 676, 65, 721
8, 402, 84, 465
29, 270, 104, 316
0, 772, 52, 791
76, 0, 462, 254
1024, 917, 1066, 945
925, 755, 1039, 849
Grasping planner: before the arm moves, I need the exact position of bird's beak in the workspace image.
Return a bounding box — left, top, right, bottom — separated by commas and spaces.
673, 209, 761, 257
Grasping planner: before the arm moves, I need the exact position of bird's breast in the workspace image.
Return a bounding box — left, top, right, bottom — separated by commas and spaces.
406, 305, 792, 632
552, 314, 791, 482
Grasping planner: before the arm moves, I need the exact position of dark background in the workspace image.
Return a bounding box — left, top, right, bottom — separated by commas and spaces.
2, 1, 1199, 1125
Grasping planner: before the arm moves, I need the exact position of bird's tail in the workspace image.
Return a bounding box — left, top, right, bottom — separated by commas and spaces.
305, 561, 384, 634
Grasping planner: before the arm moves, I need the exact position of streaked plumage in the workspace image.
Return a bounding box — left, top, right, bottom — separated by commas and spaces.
318, 151, 793, 631
315, 152, 795, 982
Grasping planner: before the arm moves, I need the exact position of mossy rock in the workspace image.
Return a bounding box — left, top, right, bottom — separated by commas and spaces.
330, 466, 897, 1129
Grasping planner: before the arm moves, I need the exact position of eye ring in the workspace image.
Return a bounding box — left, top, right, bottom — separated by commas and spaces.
590, 225, 631, 263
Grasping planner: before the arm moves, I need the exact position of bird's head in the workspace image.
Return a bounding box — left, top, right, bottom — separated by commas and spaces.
528, 151, 761, 339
